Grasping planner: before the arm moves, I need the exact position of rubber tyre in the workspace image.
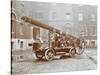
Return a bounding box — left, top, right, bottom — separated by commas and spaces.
69, 48, 76, 57
45, 49, 55, 61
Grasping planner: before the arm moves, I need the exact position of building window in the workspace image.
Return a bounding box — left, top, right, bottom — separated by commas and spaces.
66, 13, 71, 20
65, 23, 71, 33
33, 12, 44, 19
17, 40, 20, 43
91, 14, 96, 21
52, 12, 56, 20
20, 56, 23, 59
91, 41, 95, 47
33, 27, 40, 40
20, 41, 23, 48
92, 26, 96, 35
78, 13, 83, 21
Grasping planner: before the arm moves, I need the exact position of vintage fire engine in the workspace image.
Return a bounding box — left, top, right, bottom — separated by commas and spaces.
21, 16, 85, 61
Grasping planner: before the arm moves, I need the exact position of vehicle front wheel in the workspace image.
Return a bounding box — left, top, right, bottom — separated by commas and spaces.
45, 49, 55, 61
69, 48, 76, 57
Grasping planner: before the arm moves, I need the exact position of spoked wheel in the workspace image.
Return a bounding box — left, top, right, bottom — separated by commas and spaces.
45, 49, 55, 61
69, 48, 76, 57
35, 51, 44, 60
76, 42, 85, 55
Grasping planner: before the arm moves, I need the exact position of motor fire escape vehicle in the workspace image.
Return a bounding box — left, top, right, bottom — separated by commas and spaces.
21, 16, 85, 61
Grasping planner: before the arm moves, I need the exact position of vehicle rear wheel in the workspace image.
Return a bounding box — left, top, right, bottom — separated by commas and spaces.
35, 51, 44, 60
69, 48, 76, 57
45, 49, 55, 61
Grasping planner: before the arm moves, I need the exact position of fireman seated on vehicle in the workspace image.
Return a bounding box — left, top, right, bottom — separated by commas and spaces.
51, 32, 79, 48
53, 33, 67, 48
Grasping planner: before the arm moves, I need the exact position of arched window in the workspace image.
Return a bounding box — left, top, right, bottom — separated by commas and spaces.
65, 23, 71, 33
78, 13, 83, 21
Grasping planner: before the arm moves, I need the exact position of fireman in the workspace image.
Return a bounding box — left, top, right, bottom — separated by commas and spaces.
58, 32, 67, 47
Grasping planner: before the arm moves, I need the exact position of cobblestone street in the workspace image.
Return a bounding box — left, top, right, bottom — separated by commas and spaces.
12, 48, 97, 75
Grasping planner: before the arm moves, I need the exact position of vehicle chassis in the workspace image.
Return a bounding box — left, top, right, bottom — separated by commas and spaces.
33, 42, 85, 61
21, 16, 85, 61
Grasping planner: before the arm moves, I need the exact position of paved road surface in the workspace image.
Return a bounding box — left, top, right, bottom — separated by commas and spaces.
12, 48, 97, 75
